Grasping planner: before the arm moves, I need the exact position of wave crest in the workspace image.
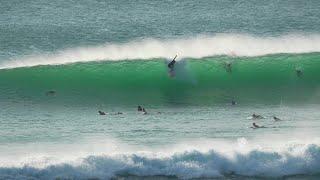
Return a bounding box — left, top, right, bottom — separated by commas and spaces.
1, 34, 320, 69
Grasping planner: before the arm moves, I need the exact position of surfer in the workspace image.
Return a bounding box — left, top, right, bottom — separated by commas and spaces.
168, 55, 177, 77
138, 106, 143, 112
296, 69, 303, 77
231, 100, 236, 105
98, 111, 107, 115
46, 90, 56, 96
273, 116, 281, 121
168, 55, 177, 69
252, 113, 264, 119
225, 62, 232, 72
142, 108, 148, 115
253, 122, 265, 128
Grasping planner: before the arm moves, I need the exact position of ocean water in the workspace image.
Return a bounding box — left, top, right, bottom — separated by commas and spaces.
1, 0, 320, 179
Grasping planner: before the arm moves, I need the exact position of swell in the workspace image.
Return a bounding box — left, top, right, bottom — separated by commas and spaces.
1, 34, 320, 69
0, 54, 319, 105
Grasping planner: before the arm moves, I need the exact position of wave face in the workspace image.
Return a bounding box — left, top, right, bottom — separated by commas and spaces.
0, 53, 319, 106
0, 140, 320, 179
1, 34, 320, 69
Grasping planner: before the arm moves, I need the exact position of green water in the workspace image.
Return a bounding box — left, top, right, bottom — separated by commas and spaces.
1, 0, 320, 179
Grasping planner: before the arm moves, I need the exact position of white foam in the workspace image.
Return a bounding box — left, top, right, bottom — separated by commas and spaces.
0, 137, 319, 179
1, 34, 320, 69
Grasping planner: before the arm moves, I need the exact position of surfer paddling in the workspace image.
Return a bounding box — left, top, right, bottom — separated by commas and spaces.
138, 106, 161, 114
252, 122, 266, 128
273, 115, 281, 121
46, 90, 56, 96
252, 113, 264, 119
98, 110, 107, 115
98, 110, 123, 115
168, 55, 177, 78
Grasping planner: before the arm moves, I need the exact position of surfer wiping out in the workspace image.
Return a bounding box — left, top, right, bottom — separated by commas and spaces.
168, 55, 177, 78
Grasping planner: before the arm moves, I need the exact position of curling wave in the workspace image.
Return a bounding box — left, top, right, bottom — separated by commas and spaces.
1, 34, 320, 69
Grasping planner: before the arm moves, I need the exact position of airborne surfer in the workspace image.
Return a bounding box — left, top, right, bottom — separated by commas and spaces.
168, 55, 177, 78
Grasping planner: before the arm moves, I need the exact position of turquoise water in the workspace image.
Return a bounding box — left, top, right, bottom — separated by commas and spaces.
1, 0, 320, 179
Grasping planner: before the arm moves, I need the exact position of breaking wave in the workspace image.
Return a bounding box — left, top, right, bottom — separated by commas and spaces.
1, 34, 320, 69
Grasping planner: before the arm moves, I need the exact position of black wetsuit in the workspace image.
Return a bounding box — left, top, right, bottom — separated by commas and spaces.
168, 60, 175, 69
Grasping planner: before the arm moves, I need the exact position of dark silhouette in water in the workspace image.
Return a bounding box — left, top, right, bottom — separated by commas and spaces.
98, 111, 106, 115
168, 55, 177, 78
225, 62, 232, 72
296, 69, 303, 77
253, 122, 265, 128
231, 100, 236, 105
252, 113, 264, 119
142, 108, 148, 115
99, 111, 123, 115
46, 90, 56, 96
273, 116, 281, 121
138, 106, 161, 114
168, 55, 177, 69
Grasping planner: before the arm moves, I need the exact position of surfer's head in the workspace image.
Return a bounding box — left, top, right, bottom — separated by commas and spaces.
98, 111, 106, 115
138, 106, 143, 111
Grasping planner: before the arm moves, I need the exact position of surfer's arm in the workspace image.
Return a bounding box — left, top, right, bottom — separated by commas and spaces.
172, 55, 177, 61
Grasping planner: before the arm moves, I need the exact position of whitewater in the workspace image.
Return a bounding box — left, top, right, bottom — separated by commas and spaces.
1, 0, 320, 179
1, 137, 320, 179
1, 34, 320, 69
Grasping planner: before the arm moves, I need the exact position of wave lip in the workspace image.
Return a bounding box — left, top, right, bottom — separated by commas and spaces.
1, 33, 320, 69
0, 143, 319, 179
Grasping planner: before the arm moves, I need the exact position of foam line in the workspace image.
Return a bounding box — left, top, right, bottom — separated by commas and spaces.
1, 34, 320, 69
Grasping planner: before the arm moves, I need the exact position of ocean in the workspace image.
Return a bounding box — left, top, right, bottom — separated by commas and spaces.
0, 0, 320, 179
